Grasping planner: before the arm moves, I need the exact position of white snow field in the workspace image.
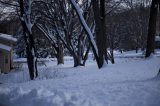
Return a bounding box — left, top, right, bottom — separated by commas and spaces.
0, 52, 160, 106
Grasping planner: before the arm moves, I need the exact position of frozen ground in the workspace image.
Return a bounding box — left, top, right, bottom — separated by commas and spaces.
0, 51, 160, 106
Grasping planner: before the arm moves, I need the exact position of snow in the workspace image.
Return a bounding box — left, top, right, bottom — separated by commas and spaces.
13, 56, 73, 63
0, 52, 160, 106
3, 7, 15, 13
155, 36, 160, 41
0, 6, 16, 21
0, 43, 12, 51
0, 87, 98, 106
0, 33, 17, 42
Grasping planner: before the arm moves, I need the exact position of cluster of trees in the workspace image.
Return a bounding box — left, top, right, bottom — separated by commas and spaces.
106, 1, 150, 52
0, 0, 160, 80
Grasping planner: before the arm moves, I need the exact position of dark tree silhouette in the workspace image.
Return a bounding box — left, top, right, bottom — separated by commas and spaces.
92, 0, 107, 68
145, 0, 159, 57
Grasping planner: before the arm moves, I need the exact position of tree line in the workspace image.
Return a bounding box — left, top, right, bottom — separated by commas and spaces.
0, 0, 159, 80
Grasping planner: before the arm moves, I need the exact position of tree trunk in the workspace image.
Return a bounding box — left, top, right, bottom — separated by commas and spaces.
57, 43, 64, 65
109, 33, 115, 64
110, 49, 115, 64
77, 35, 82, 66
157, 1, 160, 35
19, 0, 38, 80
82, 44, 90, 66
93, 0, 107, 68
145, 0, 159, 57
136, 47, 138, 53
73, 54, 81, 67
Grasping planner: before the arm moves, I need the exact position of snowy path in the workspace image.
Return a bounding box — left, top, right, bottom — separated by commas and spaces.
0, 56, 160, 106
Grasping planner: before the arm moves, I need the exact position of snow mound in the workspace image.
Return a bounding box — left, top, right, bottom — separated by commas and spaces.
0, 87, 101, 106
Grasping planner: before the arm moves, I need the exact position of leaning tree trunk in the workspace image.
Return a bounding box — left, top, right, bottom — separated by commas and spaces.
19, 0, 38, 80
145, 0, 159, 57
69, 0, 100, 68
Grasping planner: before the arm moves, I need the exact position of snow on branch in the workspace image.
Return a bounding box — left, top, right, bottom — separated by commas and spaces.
70, 0, 98, 55
24, 0, 33, 34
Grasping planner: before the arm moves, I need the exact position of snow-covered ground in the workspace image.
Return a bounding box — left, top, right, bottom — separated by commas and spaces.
0, 51, 160, 106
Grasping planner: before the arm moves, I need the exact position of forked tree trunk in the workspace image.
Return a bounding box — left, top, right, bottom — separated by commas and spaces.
70, 0, 107, 68
19, 0, 38, 80
69, 0, 100, 68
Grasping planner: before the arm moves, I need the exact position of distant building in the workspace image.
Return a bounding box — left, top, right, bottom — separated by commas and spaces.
0, 33, 17, 73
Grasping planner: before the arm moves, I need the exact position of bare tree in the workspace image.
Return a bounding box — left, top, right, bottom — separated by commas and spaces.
33, 0, 92, 67
69, 0, 105, 68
